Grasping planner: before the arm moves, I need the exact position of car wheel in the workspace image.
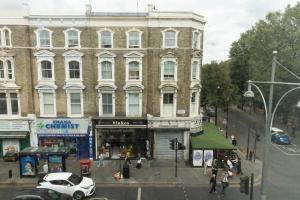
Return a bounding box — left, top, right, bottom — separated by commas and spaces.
73, 191, 85, 200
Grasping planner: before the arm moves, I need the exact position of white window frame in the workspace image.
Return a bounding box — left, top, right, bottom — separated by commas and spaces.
98, 91, 115, 116
192, 30, 202, 49
160, 57, 177, 82
0, 91, 21, 117
190, 91, 199, 116
96, 51, 116, 82
126, 28, 142, 49
97, 28, 114, 48
34, 27, 53, 49
63, 50, 84, 82
0, 27, 12, 48
67, 91, 84, 117
39, 91, 57, 117
191, 58, 200, 81
0, 58, 15, 81
124, 51, 144, 82
126, 91, 142, 117
161, 28, 179, 48
34, 50, 55, 82
160, 91, 177, 117
63, 28, 81, 49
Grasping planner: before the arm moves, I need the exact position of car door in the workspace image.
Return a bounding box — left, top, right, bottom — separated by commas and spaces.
49, 180, 70, 195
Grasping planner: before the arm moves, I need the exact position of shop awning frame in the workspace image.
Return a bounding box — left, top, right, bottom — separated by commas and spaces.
0, 131, 28, 139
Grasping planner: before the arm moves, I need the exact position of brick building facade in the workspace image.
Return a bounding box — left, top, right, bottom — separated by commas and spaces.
0, 4, 205, 160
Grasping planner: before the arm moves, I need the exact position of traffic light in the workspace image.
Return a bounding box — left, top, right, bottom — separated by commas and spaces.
178, 142, 186, 150
169, 139, 176, 150
240, 176, 249, 194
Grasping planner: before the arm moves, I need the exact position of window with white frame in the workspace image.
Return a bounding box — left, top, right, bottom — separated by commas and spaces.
35, 28, 52, 48
64, 28, 81, 48
192, 31, 201, 49
163, 61, 175, 80
0, 27, 12, 47
190, 92, 197, 115
101, 61, 112, 80
163, 93, 174, 117
0, 59, 14, 80
0, 92, 19, 115
191, 61, 199, 80
128, 61, 140, 80
41, 61, 52, 79
128, 93, 140, 116
69, 92, 82, 115
41, 92, 56, 116
69, 61, 80, 79
127, 29, 142, 48
102, 93, 113, 115
100, 31, 112, 48
162, 28, 178, 48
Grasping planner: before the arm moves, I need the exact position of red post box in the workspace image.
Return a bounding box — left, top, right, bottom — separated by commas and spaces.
79, 159, 91, 177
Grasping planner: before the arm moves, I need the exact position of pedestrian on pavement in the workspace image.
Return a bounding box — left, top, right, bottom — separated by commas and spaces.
212, 158, 218, 176
136, 153, 142, 169
220, 171, 229, 195
236, 157, 243, 175
43, 161, 48, 173
125, 150, 131, 164
226, 158, 233, 170
292, 123, 296, 138
209, 174, 217, 193
98, 152, 104, 167
231, 135, 237, 146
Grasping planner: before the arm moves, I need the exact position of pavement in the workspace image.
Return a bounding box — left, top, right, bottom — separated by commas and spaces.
0, 142, 262, 188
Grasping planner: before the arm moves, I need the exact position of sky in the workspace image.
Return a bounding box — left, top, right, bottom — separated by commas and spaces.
0, 0, 299, 64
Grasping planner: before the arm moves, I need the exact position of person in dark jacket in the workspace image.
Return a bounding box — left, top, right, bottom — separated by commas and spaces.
209, 174, 217, 193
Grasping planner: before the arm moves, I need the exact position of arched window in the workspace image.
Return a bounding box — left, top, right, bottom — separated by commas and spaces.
41, 61, 52, 79
67, 30, 79, 47
7, 60, 13, 79
128, 61, 140, 80
69, 61, 80, 79
101, 61, 112, 80
163, 61, 175, 80
4, 29, 10, 46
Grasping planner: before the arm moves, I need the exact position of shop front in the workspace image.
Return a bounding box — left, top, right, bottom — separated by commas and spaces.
93, 118, 149, 160
0, 120, 30, 157
35, 118, 90, 160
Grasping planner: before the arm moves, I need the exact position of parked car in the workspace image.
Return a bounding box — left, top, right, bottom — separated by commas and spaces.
37, 172, 95, 200
271, 127, 291, 145
12, 188, 72, 200
3, 152, 18, 162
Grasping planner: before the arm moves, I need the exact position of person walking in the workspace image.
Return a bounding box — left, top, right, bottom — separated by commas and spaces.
220, 171, 229, 195
204, 159, 208, 175
125, 149, 131, 164
209, 174, 217, 193
136, 153, 142, 169
212, 158, 218, 176
98, 152, 104, 167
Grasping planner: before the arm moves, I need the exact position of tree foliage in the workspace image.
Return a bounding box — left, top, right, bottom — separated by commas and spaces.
229, 3, 300, 123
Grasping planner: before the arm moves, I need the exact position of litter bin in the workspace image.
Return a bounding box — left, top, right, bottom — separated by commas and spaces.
80, 159, 92, 177
123, 163, 130, 179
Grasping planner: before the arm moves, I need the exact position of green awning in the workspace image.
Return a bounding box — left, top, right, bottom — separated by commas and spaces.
0, 131, 28, 139
191, 122, 236, 150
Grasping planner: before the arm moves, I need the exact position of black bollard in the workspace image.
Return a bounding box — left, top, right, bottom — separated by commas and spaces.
8, 170, 12, 179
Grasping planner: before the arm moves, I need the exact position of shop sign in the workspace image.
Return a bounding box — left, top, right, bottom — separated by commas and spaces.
190, 116, 202, 133
36, 118, 89, 135
0, 120, 29, 131
96, 118, 147, 126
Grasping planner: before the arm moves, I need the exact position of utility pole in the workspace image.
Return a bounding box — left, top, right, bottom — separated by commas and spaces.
246, 127, 250, 160
250, 173, 254, 200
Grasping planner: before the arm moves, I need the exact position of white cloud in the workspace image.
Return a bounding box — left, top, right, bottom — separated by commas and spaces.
0, 0, 299, 63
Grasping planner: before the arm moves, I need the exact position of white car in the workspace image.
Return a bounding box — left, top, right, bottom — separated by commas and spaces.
37, 172, 95, 200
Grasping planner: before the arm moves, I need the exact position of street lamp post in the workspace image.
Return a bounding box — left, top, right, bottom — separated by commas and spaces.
244, 51, 300, 200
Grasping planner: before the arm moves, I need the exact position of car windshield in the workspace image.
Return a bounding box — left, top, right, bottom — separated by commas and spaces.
67, 174, 83, 185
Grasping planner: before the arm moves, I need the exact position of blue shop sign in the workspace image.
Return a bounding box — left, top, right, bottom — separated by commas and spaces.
36, 118, 89, 135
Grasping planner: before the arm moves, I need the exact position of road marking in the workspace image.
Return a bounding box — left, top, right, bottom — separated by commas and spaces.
137, 187, 141, 200
271, 143, 300, 156
90, 198, 108, 200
